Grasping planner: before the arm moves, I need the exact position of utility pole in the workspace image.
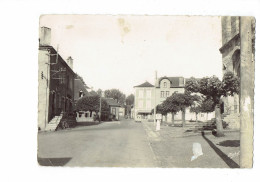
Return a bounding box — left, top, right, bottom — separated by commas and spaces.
239, 16, 254, 168
154, 71, 157, 126
99, 91, 104, 122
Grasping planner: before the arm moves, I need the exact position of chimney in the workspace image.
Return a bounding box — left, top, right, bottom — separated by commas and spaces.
66, 56, 73, 70
39, 27, 51, 46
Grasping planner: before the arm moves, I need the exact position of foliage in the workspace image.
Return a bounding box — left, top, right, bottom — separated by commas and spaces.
75, 95, 109, 113
185, 71, 239, 136
126, 94, 135, 105
200, 97, 215, 113
96, 89, 103, 96
104, 89, 126, 105
185, 71, 240, 107
190, 96, 215, 116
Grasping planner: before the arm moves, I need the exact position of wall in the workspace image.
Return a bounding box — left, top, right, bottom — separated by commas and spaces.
134, 87, 155, 119
220, 16, 241, 115
38, 49, 50, 130
155, 87, 185, 106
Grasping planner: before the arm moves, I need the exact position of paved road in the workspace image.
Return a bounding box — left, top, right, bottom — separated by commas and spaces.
38, 119, 240, 168
38, 119, 158, 167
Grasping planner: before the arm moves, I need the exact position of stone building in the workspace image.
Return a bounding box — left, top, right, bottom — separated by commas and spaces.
219, 16, 255, 129
38, 27, 75, 131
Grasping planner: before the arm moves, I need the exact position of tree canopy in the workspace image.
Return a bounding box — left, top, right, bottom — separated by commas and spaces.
185, 72, 239, 106
75, 95, 109, 113
126, 94, 135, 105
104, 89, 126, 105
185, 71, 240, 136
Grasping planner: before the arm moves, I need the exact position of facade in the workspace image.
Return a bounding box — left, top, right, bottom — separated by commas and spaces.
155, 76, 185, 121
119, 106, 125, 119
134, 77, 215, 122
105, 98, 121, 120
219, 16, 255, 129
134, 81, 155, 120
38, 27, 75, 130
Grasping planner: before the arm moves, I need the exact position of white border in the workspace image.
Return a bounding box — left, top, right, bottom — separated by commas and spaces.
0, 0, 259, 182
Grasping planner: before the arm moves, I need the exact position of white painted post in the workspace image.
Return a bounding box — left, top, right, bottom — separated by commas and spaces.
156, 119, 161, 131
156, 113, 162, 131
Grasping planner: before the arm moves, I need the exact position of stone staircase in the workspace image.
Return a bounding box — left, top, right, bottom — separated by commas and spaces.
45, 115, 62, 131
222, 113, 240, 130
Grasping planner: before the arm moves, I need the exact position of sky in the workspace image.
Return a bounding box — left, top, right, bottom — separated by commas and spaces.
40, 15, 222, 96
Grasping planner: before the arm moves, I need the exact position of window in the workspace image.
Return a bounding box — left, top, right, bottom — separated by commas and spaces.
161, 91, 165, 98
164, 82, 167, 88
138, 90, 143, 98
79, 90, 83, 98
112, 108, 116, 115
166, 91, 169, 97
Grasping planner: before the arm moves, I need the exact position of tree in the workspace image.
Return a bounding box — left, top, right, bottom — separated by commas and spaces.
151, 103, 168, 121
162, 96, 181, 124
199, 97, 215, 121
190, 105, 201, 123
96, 89, 103, 96
169, 92, 200, 127
126, 94, 135, 105
104, 89, 126, 105
185, 71, 239, 137
189, 96, 215, 122
75, 95, 109, 114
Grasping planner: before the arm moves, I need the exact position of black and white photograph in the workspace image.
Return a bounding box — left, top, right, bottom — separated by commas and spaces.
1, 1, 259, 182
37, 15, 254, 168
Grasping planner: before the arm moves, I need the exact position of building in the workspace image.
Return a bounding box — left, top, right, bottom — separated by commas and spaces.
133, 81, 155, 120
74, 78, 89, 102
219, 16, 255, 129
38, 27, 75, 131
119, 106, 126, 120
105, 98, 121, 120
134, 76, 215, 122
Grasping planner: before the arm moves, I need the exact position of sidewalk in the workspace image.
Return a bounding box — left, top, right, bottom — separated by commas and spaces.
142, 120, 204, 139
141, 120, 240, 168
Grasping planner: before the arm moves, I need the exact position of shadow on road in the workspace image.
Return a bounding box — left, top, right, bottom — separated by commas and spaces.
201, 133, 240, 168
217, 140, 240, 147
38, 157, 71, 166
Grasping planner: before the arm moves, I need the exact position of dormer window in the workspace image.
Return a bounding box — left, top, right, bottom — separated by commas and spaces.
79, 90, 83, 98
164, 82, 167, 88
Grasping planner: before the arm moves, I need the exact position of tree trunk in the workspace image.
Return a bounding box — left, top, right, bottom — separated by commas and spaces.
195, 113, 198, 123
215, 104, 224, 137
182, 109, 186, 127
172, 112, 174, 126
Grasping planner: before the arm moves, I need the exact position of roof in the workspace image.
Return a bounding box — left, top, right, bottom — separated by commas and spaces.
74, 79, 89, 100
105, 98, 121, 107
134, 81, 154, 88
87, 90, 98, 96
156, 76, 185, 88
39, 45, 75, 75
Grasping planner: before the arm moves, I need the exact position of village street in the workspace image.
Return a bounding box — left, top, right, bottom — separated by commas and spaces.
38, 119, 240, 168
